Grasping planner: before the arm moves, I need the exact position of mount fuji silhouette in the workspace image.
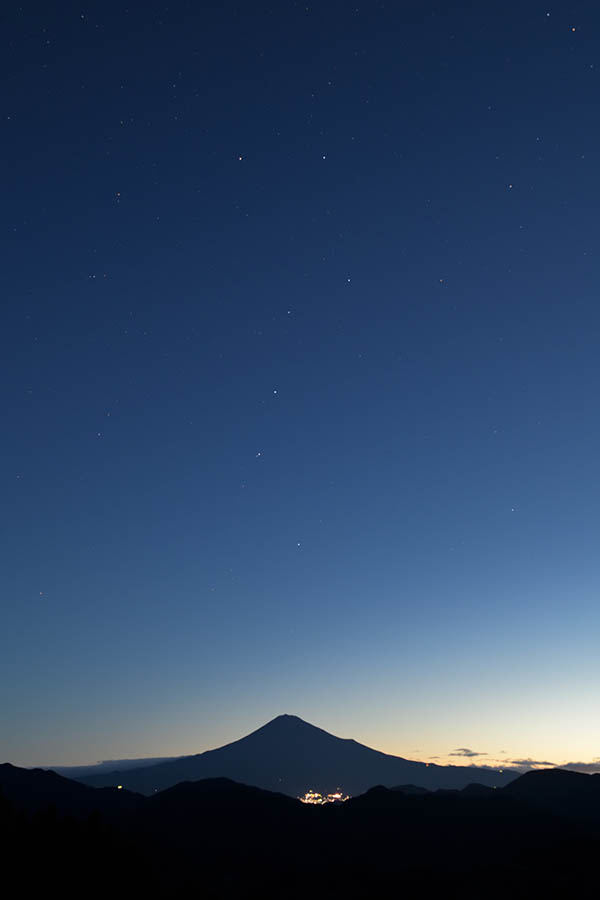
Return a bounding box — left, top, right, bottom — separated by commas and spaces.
77, 714, 518, 796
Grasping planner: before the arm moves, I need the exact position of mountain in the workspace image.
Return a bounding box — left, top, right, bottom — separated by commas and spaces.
503, 768, 600, 820
0, 764, 153, 897
3, 764, 597, 898
77, 713, 518, 796
50, 756, 178, 778
0, 762, 143, 819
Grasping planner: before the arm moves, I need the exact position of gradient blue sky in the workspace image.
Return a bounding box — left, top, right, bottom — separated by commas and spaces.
2, 1, 600, 769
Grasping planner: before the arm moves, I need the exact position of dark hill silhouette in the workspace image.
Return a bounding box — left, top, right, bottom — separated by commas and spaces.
391, 783, 430, 794
0, 764, 153, 898
2, 763, 599, 898
503, 768, 600, 820
77, 713, 518, 796
0, 762, 143, 819
455, 782, 496, 797
138, 776, 310, 865
145, 774, 301, 831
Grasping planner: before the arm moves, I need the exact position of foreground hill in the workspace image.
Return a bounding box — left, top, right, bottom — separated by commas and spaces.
0, 762, 143, 818
1, 764, 598, 898
77, 714, 517, 796
503, 767, 600, 819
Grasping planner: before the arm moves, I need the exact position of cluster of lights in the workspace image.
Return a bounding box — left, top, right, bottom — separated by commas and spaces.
298, 789, 350, 805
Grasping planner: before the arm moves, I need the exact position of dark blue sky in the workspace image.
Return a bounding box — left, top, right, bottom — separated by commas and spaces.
3, 1, 600, 768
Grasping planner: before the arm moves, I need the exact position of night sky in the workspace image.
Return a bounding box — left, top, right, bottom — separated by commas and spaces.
3, 2, 600, 770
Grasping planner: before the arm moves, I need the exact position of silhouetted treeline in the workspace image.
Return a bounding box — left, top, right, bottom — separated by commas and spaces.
1, 764, 599, 899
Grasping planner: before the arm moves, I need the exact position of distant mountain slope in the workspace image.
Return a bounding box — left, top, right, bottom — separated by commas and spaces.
50, 756, 178, 778
77, 713, 518, 796
0, 762, 142, 818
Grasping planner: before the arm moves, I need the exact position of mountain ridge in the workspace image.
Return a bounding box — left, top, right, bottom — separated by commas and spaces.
2, 761, 598, 898
75, 713, 520, 796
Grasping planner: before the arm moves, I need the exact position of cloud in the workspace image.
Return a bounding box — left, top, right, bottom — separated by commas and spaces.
561, 761, 600, 774
506, 758, 600, 773
422, 752, 600, 774
508, 758, 556, 768
449, 748, 487, 758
